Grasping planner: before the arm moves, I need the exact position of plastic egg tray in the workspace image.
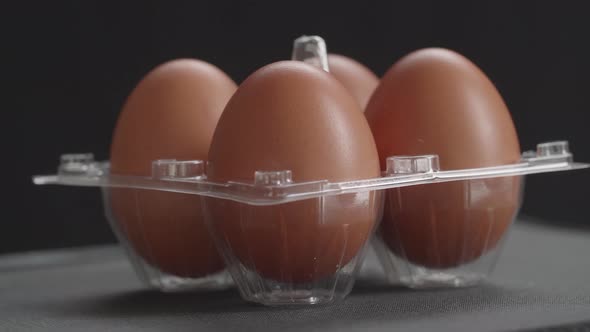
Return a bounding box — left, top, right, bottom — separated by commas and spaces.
33, 141, 588, 305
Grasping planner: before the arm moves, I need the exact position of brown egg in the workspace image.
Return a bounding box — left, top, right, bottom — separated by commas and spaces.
365, 48, 521, 269
110, 59, 237, 277
206, 61, 381, 283
328, 54, 379, 109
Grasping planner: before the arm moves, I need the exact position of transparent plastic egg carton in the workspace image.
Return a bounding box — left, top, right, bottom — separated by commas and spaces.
33, 141, 588, 305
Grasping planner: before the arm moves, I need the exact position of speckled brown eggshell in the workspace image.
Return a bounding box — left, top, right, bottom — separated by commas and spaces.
206, 61, 381, 283
365, 48, 522, 269
109, 59, 237, 277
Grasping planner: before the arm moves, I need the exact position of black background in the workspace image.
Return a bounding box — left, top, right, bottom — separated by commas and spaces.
5, 1, 589, 253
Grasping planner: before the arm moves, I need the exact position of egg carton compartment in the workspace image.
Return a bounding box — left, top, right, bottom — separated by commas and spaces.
203, 189, 383, 305
101, 186, 233, 292
32, 141, 588, 304
372, 175, 523, 288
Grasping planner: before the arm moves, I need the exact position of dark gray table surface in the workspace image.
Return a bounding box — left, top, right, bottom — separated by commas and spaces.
1, 219, 589, 332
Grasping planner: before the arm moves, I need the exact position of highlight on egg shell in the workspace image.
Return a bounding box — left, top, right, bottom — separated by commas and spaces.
365, 48, 522, 270
205, 60, 382, 284
109, 58, 237, 279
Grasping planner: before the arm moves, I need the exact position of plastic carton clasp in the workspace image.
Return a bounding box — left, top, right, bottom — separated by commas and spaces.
151, 160, 206, 180
58, 153, 103, 177
385, 155, 440, 176
522, 141, 573, 164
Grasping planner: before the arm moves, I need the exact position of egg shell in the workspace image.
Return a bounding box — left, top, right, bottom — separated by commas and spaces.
365, 48, 521, 269
328, 54, 379, 110
206, 61, 381, 283
109, 59, 236, 277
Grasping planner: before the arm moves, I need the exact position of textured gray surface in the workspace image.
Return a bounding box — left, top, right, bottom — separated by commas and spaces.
1, 220, 589, 332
